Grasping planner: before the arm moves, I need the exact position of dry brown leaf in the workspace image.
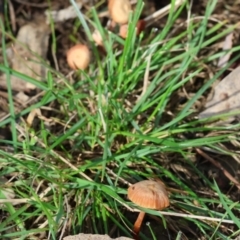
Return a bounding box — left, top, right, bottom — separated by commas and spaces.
199, 67, 240, 120
0, 21, 50, 92
0, 95, 9, 112
63, 234, 133, 240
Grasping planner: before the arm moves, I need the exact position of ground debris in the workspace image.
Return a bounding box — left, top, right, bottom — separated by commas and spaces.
45, 1, 84, 23
0, 20, 50, 92
63, 234, 133, 240
199, 66, 240, 121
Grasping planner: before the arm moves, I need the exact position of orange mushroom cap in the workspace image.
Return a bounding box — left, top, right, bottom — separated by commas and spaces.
127, 180, 169, 210
108, 0, 131, 24
66, 44, 91, 70
119, 19, 146, 39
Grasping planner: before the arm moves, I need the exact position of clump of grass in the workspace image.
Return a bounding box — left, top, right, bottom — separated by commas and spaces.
0, 0, 240, 239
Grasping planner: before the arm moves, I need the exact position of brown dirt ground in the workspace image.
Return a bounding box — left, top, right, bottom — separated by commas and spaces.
1, 0, 240, 239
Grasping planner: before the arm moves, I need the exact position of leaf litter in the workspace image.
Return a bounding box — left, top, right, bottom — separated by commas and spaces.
63, 234, 133, 240
1, 0, 240, 239
199, 66, 240, 121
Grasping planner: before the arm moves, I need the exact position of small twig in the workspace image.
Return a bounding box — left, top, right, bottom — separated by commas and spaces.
8, 0, 16, 32
98, 108, 107, 133
196, 148, 240, 190
143, 0, 186, 27
58, 195, 69, 240
51, 46, 59, 72
0, 198, 29, 204
106, 167, 132, 186
137, 54, 151, 102
130, 208, 235, 224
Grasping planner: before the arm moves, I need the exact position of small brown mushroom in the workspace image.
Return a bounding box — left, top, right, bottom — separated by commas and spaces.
127, 180, 169, 240
108, 0, 131, 25
66, 44, 91, 70
119, 19, 146, 39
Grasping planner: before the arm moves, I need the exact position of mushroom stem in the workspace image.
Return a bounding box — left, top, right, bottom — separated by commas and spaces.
133, 211, 145, 240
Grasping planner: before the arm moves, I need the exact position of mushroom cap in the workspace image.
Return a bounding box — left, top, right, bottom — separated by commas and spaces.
66, 44, 91, 70
119, 20, 146, 39
108, 0, 131, 24
119, 24, 128, 39
127, 180, 169, 210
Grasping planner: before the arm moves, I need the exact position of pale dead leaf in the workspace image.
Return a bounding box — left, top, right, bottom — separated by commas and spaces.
45, 2, 83, 23
26, 108, 42, 126
92, 29, 103, 46
0, 21, 50, 92
199, 67, 240, 120
15, 91, 30, 102
217, 33, 233, 68
63, 234, 133, 240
